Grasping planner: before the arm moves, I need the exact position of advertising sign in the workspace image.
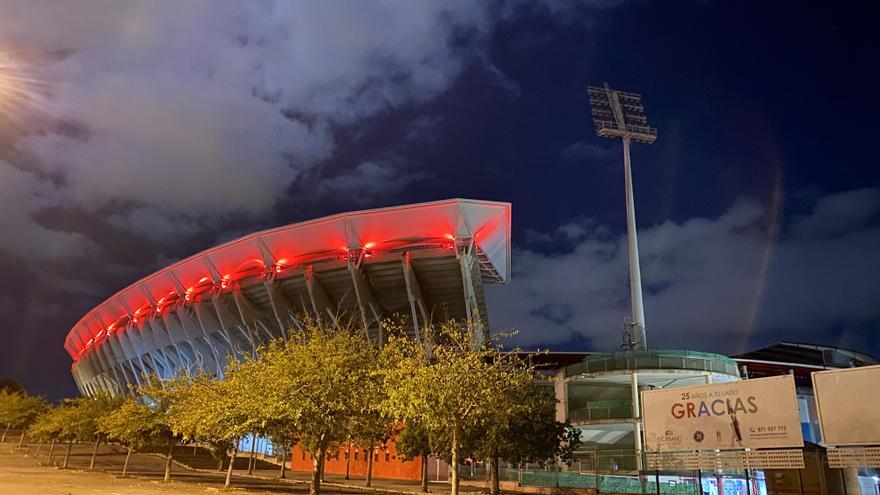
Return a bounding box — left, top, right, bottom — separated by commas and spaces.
642, 375, 803, 452
813, 364, 880, 446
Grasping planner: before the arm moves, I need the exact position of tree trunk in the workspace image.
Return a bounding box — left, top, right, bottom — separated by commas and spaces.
33, 441, 44, 457
193, 443, 198, 455
62, 440, 73, 469
122, 446, 132, 476
248, 434, 257, 474
310, 449, 325, 495
225, 445, 237, 488
345, 441, 352, 480
450, 427, 460, 495
217, 457, 224, 471
47, 438, 57, 465
279, 452, 287, 479
2, 424, 9, 442
421, 455, 429, 493
366, 439, 375, 487
89, 436, 100, 469
489, 456, 500, 495
163, 445, 173, 482
18, 430, 26, 449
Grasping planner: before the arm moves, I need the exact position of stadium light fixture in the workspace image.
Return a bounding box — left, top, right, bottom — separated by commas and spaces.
587, 83, 657, 350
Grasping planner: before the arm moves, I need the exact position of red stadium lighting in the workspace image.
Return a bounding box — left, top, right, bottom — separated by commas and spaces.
63, 199, 512, 369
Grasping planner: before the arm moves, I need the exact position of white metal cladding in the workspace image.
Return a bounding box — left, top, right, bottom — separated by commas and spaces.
66, 199, 511, 397
645, 449, 806, 470
826, 447, 880, 468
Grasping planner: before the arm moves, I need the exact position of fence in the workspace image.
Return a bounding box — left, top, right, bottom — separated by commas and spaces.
497, 464, 700, 494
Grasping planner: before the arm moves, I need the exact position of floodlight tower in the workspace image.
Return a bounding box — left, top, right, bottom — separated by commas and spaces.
587, 83, 657, 350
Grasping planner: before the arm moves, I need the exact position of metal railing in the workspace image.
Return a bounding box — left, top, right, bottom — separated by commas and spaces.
565, 350, 740, 378
569, 399, 634, 422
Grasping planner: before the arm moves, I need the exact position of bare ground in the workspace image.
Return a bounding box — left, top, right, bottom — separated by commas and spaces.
0, 442, 455, 495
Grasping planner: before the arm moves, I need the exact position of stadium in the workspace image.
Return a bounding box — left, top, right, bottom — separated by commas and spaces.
65, 199, 511, 397
63, 198, 879, 493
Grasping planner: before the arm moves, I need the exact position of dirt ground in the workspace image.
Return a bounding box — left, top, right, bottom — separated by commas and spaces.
0, 442, 457, 495
0, 442, 360, 495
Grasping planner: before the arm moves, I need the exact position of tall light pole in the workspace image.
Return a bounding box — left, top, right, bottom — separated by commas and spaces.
587, 83, 657, 350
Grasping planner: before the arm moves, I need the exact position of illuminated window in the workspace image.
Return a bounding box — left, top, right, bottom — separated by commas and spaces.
385, 452, 390, 462
354, 451, 359, 461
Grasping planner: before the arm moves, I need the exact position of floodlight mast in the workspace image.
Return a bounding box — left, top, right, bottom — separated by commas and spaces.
587, 83, 657, 350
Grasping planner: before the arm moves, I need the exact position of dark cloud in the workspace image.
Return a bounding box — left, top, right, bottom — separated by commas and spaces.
0, 0, 877, 398
0, 1, 502, 255
487, 188, 880, 354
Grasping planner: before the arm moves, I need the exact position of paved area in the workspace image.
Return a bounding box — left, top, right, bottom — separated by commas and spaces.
0, 441, 470, 495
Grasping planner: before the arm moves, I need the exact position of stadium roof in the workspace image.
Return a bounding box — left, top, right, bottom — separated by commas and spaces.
65, 199, 510, 372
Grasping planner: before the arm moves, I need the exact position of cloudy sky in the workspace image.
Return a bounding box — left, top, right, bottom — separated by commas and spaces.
0, 1, 878, 398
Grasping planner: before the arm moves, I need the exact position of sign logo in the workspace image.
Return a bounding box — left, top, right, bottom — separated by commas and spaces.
693, 431, 704, 443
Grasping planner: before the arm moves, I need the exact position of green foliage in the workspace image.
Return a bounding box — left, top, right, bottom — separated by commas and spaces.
0, 379, 24, 393
380, 321, 539, 495
28, 405, 64, 443
68, 394, 122, 442
98, 397, 175, 451
0, 389, 47, 431
158, 370, 256, 449
395, 422, 433, 460
472, 381, 580, 465
253, 321, 377, 459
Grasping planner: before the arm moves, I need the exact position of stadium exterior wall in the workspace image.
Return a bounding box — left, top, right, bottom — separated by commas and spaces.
65, 199, 511, 397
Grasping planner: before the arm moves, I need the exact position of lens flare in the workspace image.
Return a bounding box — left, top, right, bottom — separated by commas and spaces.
0, 50, 50, 123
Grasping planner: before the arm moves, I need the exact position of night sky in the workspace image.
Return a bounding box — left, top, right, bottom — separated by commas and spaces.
0, 1, 878, 399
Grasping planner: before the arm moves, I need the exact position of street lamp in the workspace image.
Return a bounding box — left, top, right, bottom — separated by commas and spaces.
587, 83, 657, 350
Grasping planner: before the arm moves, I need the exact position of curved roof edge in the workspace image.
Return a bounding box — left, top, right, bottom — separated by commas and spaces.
64, 198, 511, 358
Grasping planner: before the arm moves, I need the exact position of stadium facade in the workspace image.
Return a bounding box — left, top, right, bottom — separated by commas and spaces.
65, 199, 511, 397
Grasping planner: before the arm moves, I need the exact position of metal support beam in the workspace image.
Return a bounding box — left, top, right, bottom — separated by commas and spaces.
458, 243, 486, 347
232, 288, 278, 342
402, 252, 429, 343
348, 260, 382, 346
304, 265, 337, 326
264, 281, 296, 340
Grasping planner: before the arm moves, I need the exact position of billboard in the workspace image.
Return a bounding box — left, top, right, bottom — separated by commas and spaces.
812, 364, 880, 446
642, 375, 803, 452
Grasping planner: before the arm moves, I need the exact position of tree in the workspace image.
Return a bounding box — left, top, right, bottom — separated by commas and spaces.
349, 410, 391, 487
348, 341, 392, 488
0, 379, 24, 394
98, 397, 173, 476
381, 321, 537, 495
252, 320, 376, 495
472, 382, 582, 495
39, 401, 83, 468
28, 405, 64, 464
78, 394, 123, 469
395, 422, 436, 493
134, 377, 191, 482
0, 390, 46, 444
159, 365, 264, 488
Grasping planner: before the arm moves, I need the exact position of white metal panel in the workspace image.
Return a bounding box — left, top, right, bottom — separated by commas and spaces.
812, 364, 880, 446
